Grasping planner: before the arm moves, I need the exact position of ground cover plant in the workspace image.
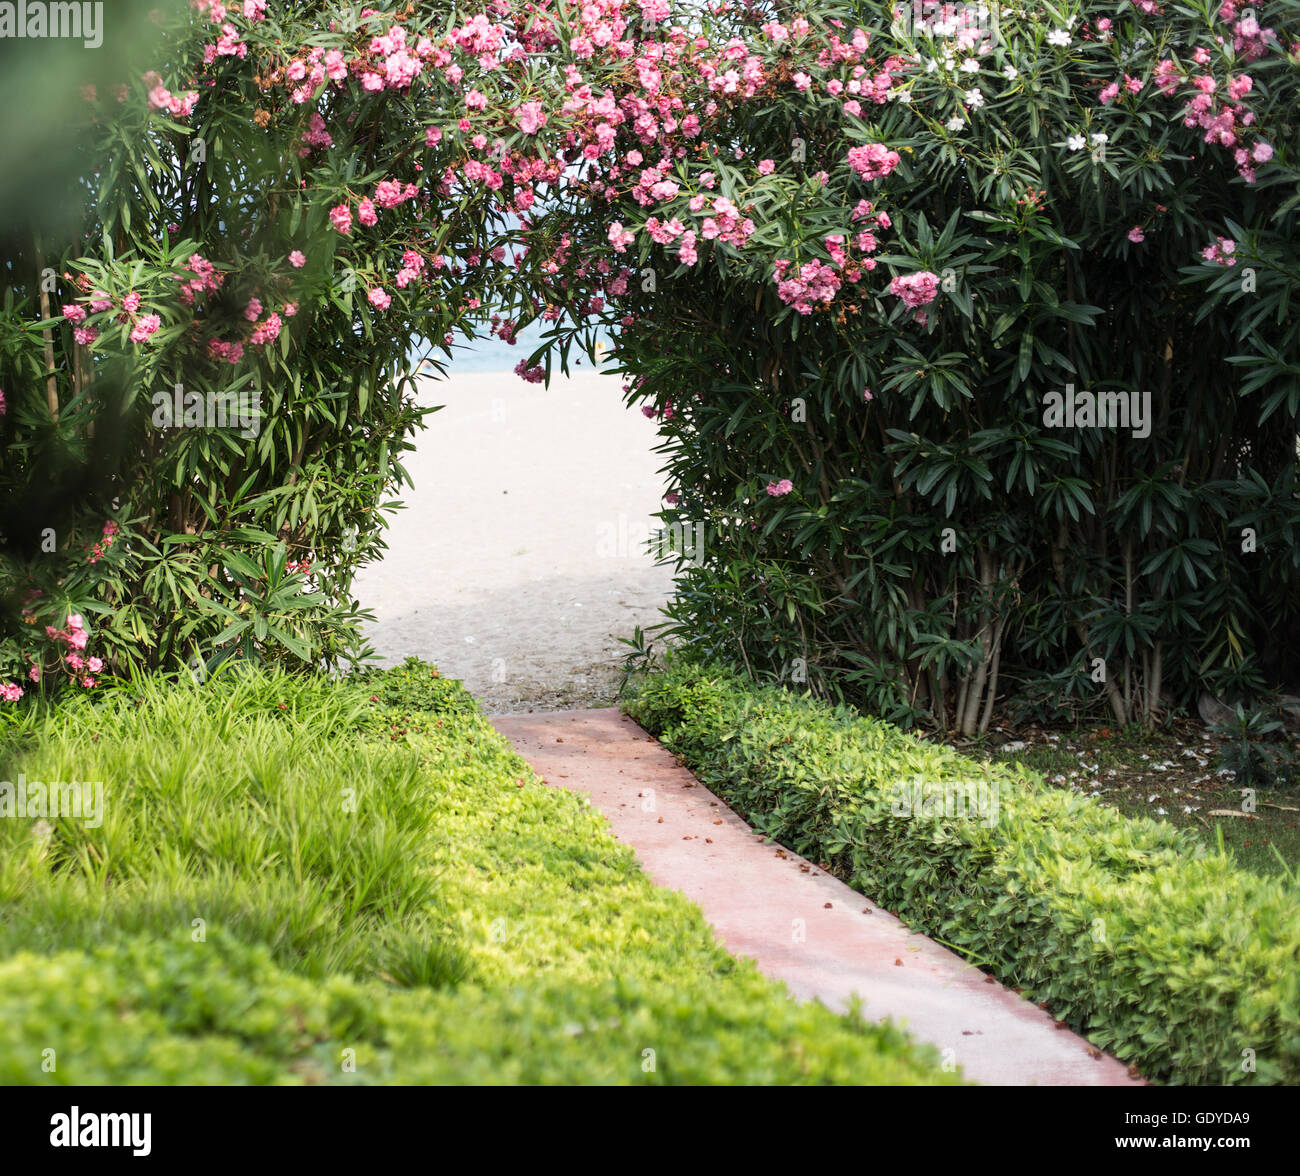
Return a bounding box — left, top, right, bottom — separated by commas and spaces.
0, 663, 959, 1085
623, 657, 1300, 1085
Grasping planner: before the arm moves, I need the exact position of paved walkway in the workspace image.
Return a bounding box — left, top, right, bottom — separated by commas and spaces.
491, 707, 1142, 1087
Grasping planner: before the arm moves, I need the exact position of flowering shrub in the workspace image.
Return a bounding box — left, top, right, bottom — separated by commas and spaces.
1, 0, 1297, 727
529, 0, 1300, 730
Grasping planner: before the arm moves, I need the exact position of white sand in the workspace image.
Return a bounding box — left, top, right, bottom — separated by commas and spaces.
352, 367, 677, 712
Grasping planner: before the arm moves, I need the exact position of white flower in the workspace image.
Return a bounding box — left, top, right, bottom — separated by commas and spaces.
1047, 29, 1070, 47
1090, 131, 1108, 144
1067, 134, 1086, 151
926, 58, 939, 73
961, 58, 980, 73
894, 89, 913, 103
945, 115, 965, 131
1003, 64, 1018, 80
965, 88, 984, 108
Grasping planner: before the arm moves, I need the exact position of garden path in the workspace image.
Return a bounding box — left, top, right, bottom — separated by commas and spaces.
492, 706, 1145, 1087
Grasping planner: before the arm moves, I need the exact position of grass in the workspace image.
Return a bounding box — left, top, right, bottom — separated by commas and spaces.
952, 718, 1300, 879
0, 660, 958, 1085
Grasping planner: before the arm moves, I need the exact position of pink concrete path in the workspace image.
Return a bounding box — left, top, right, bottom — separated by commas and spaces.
491, 707, 1143, 1087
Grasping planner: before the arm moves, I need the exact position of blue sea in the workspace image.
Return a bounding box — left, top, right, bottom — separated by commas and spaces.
411, 319, 617, 374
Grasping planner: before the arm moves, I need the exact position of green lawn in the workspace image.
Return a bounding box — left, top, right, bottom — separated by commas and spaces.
0, 661, 957, 1085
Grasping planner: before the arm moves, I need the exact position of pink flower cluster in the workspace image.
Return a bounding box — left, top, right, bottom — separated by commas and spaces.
1202, 236, 1237, 265
847, 143, 901, 182
176, 253, 224, 307
888, 271, 941, 310
765, 479, 794, 497
1149, 43, 1276, 184
143, 72, 199, 118
207, 339, 245, 364
87, 519, 120, 565
38, 613, 102, 689
774, 259, 843, 315
514, 359, 545, 383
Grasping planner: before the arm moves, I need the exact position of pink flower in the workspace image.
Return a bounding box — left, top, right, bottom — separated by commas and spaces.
129, 314, 161, 343
249, 313, 281, 345
328, 204, 352, 234
88, 657, 104, 673
122, 292, 141, 313
74, 326, 99, 346
1099, 82, 1120, 105
89, 292, 112, 313
847, 143, 901, 182
368, 287, 391, 310
62, 304, 87, 324
357, 198, 378, 227
888, 271, 940, 310
0, 683, 23, 703
607, 222, 635, 252
244, 297, 263, 321
1128, 226, 1145, 243
283, 302, 298, 317
82, 677, 96, 689
1252, 141, 1273, 162
28, 666, 40, 683
863, 387, 873, 402
765, 479, 794, 497
288, 250, 306, 268
517, 101, 547, 134
757, 159, 775, 175
426, 125, 443, 147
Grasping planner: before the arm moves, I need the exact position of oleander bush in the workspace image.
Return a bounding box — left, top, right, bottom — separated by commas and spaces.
567, 0, 1300, 731
623, 657, 1300, 1084
0, 664, 959, 1085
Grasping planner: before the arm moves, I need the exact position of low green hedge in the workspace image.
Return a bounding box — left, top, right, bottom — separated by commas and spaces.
622, 660, 1300, 1086
0, 664, 957, 1085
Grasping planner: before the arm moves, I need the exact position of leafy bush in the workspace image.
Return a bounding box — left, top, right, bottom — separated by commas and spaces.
530, 0, 1300, 731
0, 664, 958, 1085
1210, 702, 1300, 790
623, 658, 1300, 1084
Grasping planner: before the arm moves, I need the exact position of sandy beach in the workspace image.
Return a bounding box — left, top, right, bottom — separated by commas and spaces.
352, 366, 676, 712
